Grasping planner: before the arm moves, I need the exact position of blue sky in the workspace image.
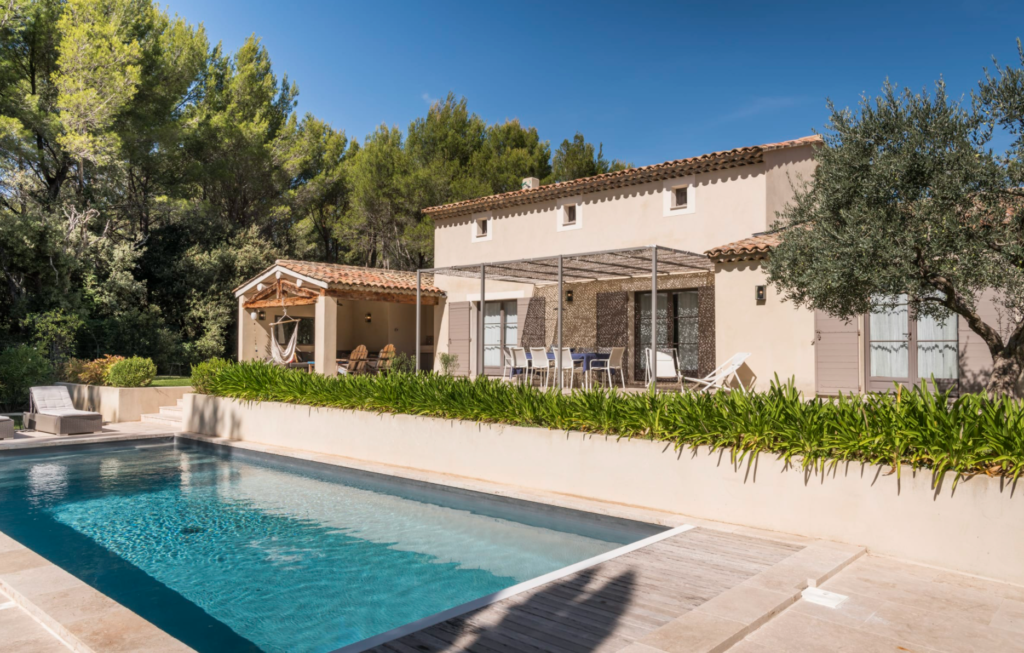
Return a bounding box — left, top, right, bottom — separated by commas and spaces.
163, 0, 1022, 166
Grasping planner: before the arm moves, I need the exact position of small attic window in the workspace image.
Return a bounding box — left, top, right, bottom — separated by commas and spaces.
473, 216, 492, 241
564, 204, 577, 225
672, 186, 689, 209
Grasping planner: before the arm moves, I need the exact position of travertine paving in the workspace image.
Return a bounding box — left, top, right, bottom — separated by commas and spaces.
733, 554, 1024, 653
0, 588, 70, 653
363, 528, 863, 653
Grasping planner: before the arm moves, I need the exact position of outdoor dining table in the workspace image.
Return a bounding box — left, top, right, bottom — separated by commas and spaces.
524, 351, 610, 371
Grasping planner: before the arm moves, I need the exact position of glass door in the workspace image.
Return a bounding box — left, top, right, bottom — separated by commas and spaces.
482, 301, 517, 375
916, 312, 958, 390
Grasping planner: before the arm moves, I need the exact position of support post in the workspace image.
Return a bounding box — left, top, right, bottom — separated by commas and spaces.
557, 255, 563, 389
314, 293, 338, 377
415, 270, 421, 373
478, 264, 486, 378
650, 246, 658, 388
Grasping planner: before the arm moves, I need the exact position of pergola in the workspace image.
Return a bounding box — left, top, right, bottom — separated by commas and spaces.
413, 245, 715, 382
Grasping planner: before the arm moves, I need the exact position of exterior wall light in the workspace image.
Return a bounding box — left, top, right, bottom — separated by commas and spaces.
365, 312, 372, 323
250, 311, 258, 320
258, 310, 266, 321
565, 289, 574, 303
755, 285, 767, 302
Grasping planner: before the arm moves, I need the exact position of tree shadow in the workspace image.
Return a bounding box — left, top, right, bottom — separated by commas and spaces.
407, 566, 637, 652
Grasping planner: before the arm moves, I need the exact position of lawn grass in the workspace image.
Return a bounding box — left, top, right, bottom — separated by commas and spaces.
149, 376, 192, 387
207, 361, 1024, 489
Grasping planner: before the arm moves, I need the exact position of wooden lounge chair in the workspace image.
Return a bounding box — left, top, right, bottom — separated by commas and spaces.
367, 344, 396, 374
0, 415, 14, 440
340, 345, 369, 375
23, 386, 103, 435
684, 352, 752, 392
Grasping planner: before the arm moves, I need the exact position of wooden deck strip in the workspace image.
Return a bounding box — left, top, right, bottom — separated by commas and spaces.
366, 527, 803, 653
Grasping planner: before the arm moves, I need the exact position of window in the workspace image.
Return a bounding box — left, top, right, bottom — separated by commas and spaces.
482, 300, 518, 371
865, 295, 959, 391
673, 186, 688, 209
472, 215, 492, 242
662, 177, 696, 216
564, 204, 577, 225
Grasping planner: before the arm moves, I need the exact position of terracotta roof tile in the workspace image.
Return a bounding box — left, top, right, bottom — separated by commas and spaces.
705, 233, 782, 261
423, 135, 822, 219
273, 260, 444, 295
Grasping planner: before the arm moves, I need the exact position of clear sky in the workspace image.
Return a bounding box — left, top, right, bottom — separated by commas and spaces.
163, 0, 1022, 166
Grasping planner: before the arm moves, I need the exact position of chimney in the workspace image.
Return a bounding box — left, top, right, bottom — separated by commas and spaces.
521, 177, 540, 190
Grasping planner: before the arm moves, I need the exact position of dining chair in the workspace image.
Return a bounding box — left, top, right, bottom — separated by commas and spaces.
529, 347, 553, 389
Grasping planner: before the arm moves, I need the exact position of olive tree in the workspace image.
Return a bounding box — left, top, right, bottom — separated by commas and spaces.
766, 45, 1024, 396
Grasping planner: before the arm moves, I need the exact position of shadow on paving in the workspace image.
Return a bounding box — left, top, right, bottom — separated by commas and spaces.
400, 566, 637, 652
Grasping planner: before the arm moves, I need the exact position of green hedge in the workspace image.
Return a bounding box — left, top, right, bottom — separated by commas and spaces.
0, 345, 53, 411
204, 361, 1024, 488
190, 358, 233, 394
106, 356, 157, 388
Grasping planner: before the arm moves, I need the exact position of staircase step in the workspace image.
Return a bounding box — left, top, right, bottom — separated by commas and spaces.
140, 413, 182, 429
159, 405, 182, 417
176, 398, 184, 407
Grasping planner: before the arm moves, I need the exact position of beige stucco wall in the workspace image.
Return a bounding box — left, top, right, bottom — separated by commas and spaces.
714, 260, 816, 395
764, 146, 817, 232
434, 164, 772, 269
59, 382, 191, 422
185, 394, 1024, 585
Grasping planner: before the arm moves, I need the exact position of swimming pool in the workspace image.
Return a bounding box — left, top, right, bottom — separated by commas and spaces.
0, 439, 662, 652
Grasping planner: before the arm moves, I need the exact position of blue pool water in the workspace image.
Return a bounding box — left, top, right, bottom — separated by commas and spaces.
0, 440, 660, 652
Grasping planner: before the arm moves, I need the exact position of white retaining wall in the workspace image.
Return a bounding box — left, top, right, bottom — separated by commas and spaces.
60, 382, 191, 422
184, 393, 1024, 585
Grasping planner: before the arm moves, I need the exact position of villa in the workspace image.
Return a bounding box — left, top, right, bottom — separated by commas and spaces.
235, 134, 1006, 396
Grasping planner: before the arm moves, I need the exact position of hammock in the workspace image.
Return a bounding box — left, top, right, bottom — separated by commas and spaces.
271, 316, 300, 364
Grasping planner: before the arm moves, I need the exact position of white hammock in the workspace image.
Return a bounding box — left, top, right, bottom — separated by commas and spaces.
271, 319, 299, 364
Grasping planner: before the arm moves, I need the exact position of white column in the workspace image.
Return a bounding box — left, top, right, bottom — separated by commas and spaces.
315, 294, 338, 376
237, 297, 249, 362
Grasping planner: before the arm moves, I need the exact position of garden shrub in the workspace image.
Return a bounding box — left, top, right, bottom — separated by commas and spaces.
390, 352, 415, 374
190, 357, 233, 394
78, 355, 124, 386
60, 357, 88, 383
106, 356, 157, 388
0, 345, 53, 411
208, 361, 1024, 489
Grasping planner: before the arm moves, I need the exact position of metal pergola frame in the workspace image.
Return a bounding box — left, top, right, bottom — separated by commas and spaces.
413, 245, 714, 386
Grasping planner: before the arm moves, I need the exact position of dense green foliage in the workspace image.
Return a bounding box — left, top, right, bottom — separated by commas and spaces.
190, 357, 232, 394
75, 354, 123, 385
0, 345, 53, 410
766, 43, 1024, 395
105, 355, 156, 387
0, 1, 624, 370
207, 362, 1024, 488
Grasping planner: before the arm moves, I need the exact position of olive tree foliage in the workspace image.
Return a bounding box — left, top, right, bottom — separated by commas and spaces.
765, 46, 1024, 395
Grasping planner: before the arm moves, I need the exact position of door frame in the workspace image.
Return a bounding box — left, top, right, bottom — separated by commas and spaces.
482, 299, 518, 377
633, 290, 699, 382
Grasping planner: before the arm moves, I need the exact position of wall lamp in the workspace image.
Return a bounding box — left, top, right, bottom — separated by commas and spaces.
755, 285, 767, 303
258, 310, 266, 321
565, 289, 574, 303
365, 312, 372, 323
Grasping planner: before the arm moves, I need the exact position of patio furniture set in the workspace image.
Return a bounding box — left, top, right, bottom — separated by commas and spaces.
502, 346, 752, 392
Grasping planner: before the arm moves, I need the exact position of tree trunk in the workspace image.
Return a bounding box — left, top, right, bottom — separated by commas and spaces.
986, 349, 1023, 397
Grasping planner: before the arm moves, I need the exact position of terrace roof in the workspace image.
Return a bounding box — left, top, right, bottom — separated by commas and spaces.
421, 245, 714, 285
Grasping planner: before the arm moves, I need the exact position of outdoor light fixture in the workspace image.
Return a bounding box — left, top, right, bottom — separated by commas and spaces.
258, 310, 266, 321
755, 285, 767, 302
250, 311, 258, 320
565, 289, 574, 303
365, 312, 372, 323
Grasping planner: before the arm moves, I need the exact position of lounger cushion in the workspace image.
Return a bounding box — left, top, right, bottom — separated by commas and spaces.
35, 408, 100, 418
0, 415, 10, 423
30, 386, 76, 412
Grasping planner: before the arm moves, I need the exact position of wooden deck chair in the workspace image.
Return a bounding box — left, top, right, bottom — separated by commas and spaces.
684, 352, 752, 392
368, 344, 396, 374
342, 345, 369, 375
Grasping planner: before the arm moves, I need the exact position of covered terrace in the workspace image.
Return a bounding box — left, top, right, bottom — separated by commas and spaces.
415, 245, 715, 386
235, 260, 445, 375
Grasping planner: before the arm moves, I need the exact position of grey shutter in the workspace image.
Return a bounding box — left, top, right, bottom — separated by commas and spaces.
596, 292, 628, 348
814, 310, 860, 396
448, 302, 471, 377
518, 297, 546, 348
697, 286, 716, 377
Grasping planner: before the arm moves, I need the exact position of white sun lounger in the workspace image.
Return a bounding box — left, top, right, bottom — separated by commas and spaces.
0, 415, 13, 440
23, 386, 103, 436
684, 352, 752, 392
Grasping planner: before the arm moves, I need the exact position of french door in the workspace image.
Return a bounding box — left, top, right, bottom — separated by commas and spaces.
635, 290, 699, 381
482, 300, 518, 376
865, 295, 958, 392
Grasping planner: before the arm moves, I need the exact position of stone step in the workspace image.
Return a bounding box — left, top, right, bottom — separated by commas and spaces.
176, 398, 184, 408
159, 405, 182, 417
140, 413, 182, 429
